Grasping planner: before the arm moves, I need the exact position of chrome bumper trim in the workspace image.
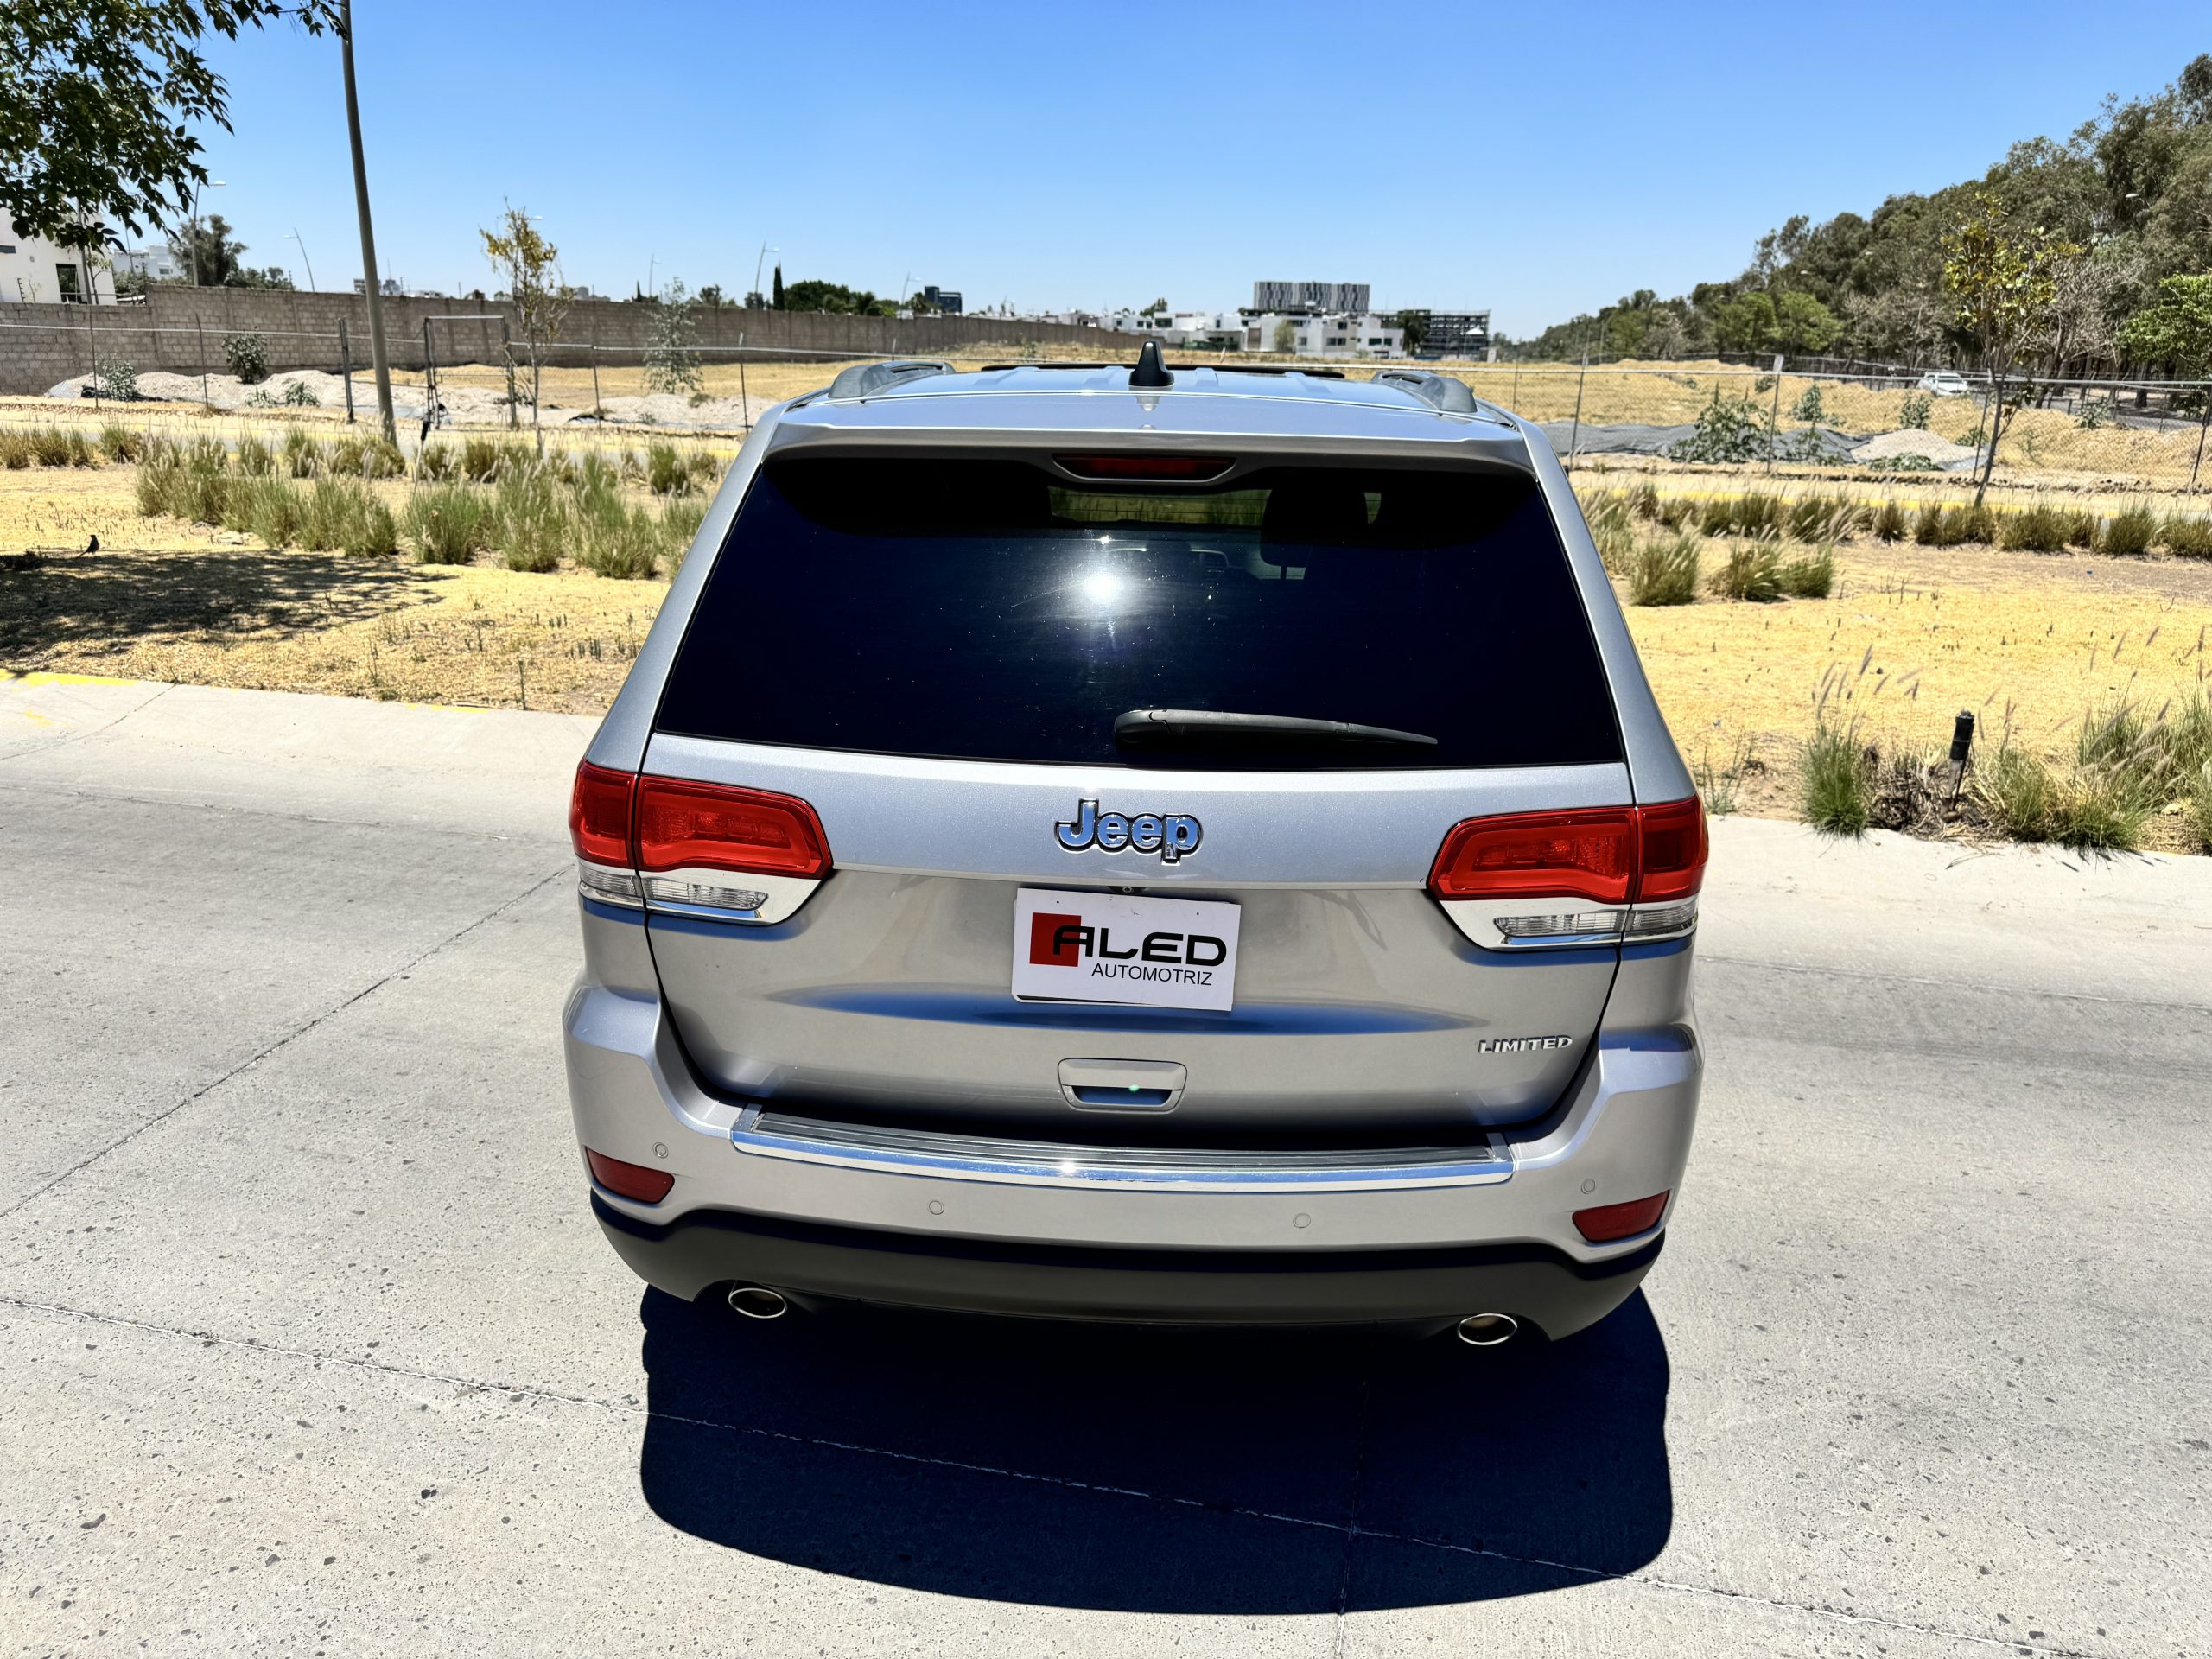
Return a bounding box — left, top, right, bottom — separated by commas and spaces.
731, 1105, 1514, 1192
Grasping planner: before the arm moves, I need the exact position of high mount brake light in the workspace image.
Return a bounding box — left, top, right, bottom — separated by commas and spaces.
1428, 800, 1707, 950
569, 762, 831, 920
1057, 454, 1234, 481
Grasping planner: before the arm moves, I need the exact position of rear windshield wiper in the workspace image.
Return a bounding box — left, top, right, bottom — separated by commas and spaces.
1114, 708, 1438, 753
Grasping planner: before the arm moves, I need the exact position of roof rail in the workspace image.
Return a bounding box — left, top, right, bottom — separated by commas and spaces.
975, 360, 1348, 378
827, 359, 955, 399
1374, 369, 1476, 415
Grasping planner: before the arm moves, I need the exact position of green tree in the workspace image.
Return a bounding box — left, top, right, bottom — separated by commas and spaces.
480, 203, 569, 432
644, 278, 704, 397
0, 1, 337, 259
1140, 296, 1168, 317
1772, 290, 1838, 353
1271, 317, 1298, 353
1395, 308, 1427, 353
2119, 273, 2212, 485
771, 264, 784, 308
1712, 289, 1777, 353
167, 212, 246, 285
1942, 188, 2082, 503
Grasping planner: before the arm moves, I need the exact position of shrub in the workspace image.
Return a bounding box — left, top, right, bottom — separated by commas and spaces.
281, 379, 319, 407
662, 495, 710, 571
99, 423, 143, 462
2193, 763, 2212, 855
1713, 545, 1783, 601
1980, 747, 2056, 841
2097, 507, 2156, 556
572, 450, 619, 497
1866, 453, 1941, 474
460, 436, 509, 483
222, 332, 270, 384
299, 477, 364, 550
2075, 399, 2111, 429
1627, 532, 1700, 606
1777, 546, 1835, 598
575, 488, 660, 579
0, 429, 30, 469
2162, 516, 2212, 558
29, 426, 79, 466
645, 442, 697, 497
403, 485, 493, 564
99, 360, 140, 402
1667, 396, 1770, 465
135, 453, 179, 515
234, 435, 274, 476
1583, 491, 1636, 573
1801, 721, 1872, 835
341, 497, 398, 558
1872, 500, 1907, 542
325, 435, 366, 476
2048, 772, 2152, 853
2062, 509, 2098, 550
1630, 482, 1661, 521
1789, 384, 1825, 423
416, 441, 457, 483
495, 467, 569, 573
238, 474, 303, 548
1912, 502, 1945, 544
181, 461, 232, 524
1899, 393, 1932, 429
1656, 493, 1694, 529
282, 429, 321, 479
1787, 494, 1861, 543
359, 436, 406, 480
1999, 505, 2069, 552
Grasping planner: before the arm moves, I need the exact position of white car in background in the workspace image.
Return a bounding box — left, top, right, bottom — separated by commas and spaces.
1916, 371, 1976, 397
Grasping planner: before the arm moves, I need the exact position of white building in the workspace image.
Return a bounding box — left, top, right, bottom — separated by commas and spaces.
0, 228, 119, 303
116, 245, 181, 284
1102, 306, 1406, 360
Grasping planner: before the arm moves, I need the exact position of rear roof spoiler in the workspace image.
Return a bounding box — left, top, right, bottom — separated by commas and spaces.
827, 359, 956, 399
1374, 370, 1478, 415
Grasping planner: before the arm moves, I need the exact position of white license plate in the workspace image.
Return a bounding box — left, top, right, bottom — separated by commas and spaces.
1011, 888, 1241, 1012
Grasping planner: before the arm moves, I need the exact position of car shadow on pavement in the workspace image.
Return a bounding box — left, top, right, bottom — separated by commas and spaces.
636, 1287, 1671, 1612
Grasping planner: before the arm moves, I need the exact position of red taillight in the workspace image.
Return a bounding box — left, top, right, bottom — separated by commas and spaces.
1427, 798, 1707, 905
1636, 797, 1708, 903
1428, 809, 1636, 905
1057, 454, 1234, 481
634, 777, 830, 878
1573, 1192, 1670, 1243
586, 1148, 674, 1204
569, 760, 637, 865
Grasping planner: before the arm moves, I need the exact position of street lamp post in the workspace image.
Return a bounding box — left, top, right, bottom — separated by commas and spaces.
187, 179, 226, 286
285, 230, 317, 293
753, 243, 779, 307
339, 0, 396, 444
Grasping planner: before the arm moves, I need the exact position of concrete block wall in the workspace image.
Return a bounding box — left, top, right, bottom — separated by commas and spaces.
0, 290, 1134, 394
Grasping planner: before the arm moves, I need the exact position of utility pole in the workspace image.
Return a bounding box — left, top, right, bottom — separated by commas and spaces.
340, 0, 396, 444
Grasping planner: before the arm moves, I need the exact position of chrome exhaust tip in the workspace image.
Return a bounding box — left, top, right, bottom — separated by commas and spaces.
1456, 1313, 1520, 1347
727, 1285, 788, 1320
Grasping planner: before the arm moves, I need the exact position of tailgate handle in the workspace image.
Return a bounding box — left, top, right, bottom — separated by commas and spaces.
1058, 1058, 1186, 1113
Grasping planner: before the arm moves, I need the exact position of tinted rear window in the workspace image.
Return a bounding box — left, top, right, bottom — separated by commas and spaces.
655, 456, 1622, 769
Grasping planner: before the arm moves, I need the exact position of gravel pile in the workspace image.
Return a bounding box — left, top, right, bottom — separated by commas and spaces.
1851, 429, 1980, 467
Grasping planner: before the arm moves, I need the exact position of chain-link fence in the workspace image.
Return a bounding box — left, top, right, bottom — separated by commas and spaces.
6, 314, 2209, 494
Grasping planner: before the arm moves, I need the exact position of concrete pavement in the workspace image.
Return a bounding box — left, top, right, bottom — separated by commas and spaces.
2, 675, 2206, 1656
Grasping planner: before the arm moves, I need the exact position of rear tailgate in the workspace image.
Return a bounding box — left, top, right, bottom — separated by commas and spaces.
628, 447, 1632, 1138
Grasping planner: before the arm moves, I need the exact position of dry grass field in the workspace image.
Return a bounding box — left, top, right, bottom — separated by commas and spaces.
6, 458, 2209, 833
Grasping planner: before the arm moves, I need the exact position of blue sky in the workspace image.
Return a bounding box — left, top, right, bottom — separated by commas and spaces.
189, 3, 2207, 334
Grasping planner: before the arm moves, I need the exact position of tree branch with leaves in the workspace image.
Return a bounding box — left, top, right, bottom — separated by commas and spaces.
481, 204, 569, 435
1941, 190, 2083, 505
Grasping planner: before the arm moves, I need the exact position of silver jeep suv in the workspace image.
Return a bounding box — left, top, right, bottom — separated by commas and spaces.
563, 346, 1704, 1343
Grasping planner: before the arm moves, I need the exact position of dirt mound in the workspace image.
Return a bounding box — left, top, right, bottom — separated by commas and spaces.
1852, 428, 1979, 467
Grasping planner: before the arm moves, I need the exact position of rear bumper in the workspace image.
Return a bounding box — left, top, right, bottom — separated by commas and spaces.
592, 1192, 1663, 1332
564, 981, 1700, 1332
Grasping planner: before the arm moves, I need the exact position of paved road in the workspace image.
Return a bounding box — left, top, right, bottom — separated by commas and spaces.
3, 675, 2206, 1657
